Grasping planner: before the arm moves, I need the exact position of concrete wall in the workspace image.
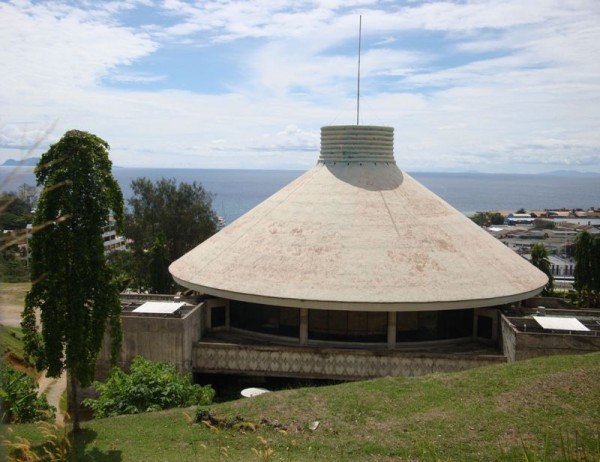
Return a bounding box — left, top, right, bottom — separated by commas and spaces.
192, 342, 505, 380
96, 303, 202, 378
501, 315, 600, 361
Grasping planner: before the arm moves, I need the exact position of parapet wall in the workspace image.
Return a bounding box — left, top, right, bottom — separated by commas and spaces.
192, 342, 505, 380
501, 314, 600, 361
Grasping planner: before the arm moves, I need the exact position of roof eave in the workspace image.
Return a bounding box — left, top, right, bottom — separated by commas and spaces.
172, 275, 546, 312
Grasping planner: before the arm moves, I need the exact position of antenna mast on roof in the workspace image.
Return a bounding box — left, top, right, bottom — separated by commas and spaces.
356, 15, 362, 125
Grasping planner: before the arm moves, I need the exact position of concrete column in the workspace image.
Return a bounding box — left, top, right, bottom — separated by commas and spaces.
198, 304, 205, 340
300, 308, 309, 345
387, 311, 397, 350
491, 310, 498, 342
206, 304, 212, 330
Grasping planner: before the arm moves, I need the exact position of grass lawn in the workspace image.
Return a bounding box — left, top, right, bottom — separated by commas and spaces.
4, 352, 599, 461
0, 281, 29, 307
0, 282, 30, 328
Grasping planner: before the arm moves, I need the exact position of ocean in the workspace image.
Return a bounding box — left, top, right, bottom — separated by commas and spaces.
1, 166, 599, 225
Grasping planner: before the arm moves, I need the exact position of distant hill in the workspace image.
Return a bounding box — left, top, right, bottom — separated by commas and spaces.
543, 169, 600, 177
2, 157, 39, 167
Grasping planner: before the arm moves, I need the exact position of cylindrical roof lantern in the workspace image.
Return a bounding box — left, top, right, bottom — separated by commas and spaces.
319, 125, 395, 164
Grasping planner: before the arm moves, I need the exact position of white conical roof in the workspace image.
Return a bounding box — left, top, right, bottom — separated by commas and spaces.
170, 126, 547, 311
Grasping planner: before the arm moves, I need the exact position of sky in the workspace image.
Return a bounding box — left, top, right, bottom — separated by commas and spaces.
1, 0, 599, 173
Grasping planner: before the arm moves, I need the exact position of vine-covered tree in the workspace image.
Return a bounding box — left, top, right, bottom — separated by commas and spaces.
21, 130, 124, 432
530, 243, 553, 295
125, 177, 218, 293
574, 231, 600, 307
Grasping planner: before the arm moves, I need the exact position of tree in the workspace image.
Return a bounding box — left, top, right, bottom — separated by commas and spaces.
21, 130, 124, 432
105, 249, 137, 292
0, 192, 33, 231
469, 211, 504, 227
488, 212, 505, 225
574, 231, 600, 307
149, 233, 172, 293
533, 218, 556, 230
16, 183, 38, 211
1, 189, 34, 282
125, 177, 218, 293
530, 243, 554, 295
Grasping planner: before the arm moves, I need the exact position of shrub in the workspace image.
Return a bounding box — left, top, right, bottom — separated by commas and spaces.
84, 356, 215, 418
0, 365, 56, 423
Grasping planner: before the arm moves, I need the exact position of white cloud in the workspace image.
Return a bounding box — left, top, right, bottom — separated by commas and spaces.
0, 0, 599, 174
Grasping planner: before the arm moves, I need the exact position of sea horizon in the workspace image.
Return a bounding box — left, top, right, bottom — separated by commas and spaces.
2, 160, 600, 177
2, 166, 599, 225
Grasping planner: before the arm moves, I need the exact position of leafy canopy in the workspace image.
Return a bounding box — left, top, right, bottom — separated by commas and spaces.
574, 231, 600, 307
469, 211, 505, 227
124, 177, 218, 293
84, 356, 215, 418
21, 130, 124, 389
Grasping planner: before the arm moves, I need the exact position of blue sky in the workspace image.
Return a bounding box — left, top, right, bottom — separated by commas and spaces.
1, 0, 599, 173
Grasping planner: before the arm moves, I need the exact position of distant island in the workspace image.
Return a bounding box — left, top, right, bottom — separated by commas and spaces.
542, 170, 600, 177
2, 157, 39, 167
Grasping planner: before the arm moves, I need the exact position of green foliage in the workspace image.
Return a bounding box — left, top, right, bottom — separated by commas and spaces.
0, 251, 30, 282
149, 233, 172, 293
0, 364, 55, 423
469, 211, 505, 226
84, 356, 215, 418
20, 130, 124, 430
16, 183, 39, 211
0, 192, 33, 231
516, 208, 527, 214
533, 218, 556, 230
105, 249, 137, 292
574, 231, 600, 307
124, 177, 218, 293
530, 243, 554, 295
0, 188, 33, 282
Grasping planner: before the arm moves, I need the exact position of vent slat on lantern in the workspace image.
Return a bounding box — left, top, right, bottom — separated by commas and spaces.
319, 125, 394, 163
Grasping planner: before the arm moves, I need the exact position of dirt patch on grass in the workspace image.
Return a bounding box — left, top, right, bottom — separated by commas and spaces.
6, 351, 34, 374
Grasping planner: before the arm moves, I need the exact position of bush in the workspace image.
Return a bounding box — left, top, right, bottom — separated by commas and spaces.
0, 365, 56, 423
84, 356, 215, 418
0, 251, 30, 283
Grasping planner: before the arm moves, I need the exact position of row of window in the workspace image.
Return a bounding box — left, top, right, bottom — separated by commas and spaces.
224, 301, 474, 343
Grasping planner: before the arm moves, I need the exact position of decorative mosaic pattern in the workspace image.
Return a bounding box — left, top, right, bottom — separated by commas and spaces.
193, 344, 504, 379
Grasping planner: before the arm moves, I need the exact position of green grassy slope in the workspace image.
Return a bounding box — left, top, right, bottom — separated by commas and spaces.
5, 352, 599, 461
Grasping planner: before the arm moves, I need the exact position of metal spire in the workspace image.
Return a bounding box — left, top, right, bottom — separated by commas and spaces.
357, 15, 362, 125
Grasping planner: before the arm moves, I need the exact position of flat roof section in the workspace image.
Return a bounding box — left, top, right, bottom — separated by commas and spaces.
133, 301, 186, 314
533, 316, 590, 332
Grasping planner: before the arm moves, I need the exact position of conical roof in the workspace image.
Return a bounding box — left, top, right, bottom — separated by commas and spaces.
170, 126, 547, 311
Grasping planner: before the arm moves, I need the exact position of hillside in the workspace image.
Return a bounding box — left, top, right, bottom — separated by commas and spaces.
5, 352, 599, 461
1, 157, 39, 167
